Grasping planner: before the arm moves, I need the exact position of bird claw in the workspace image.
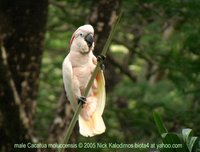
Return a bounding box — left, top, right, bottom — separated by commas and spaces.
97, 55, 106, 70
78, 96, 86, 106
100, 63, 105, 70
97, 55, 106, 62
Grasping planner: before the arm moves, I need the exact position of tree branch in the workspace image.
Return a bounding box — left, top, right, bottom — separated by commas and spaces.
107, 54, 137, 82
113, 38, 155, 65
49, 1, 68, 15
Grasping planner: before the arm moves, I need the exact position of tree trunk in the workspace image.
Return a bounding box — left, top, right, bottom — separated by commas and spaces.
0, 1, 48, 151
48, 89, 78, 152
87, 0, 122, 91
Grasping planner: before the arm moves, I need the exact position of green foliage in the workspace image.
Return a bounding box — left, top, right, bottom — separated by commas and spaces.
153, 111, 199, 152
35, 51, 64, 138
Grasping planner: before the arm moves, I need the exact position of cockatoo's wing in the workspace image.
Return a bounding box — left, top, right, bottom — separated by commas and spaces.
79, 70, 106, 137
95, 70, 106, 115
62, 55, 77, 111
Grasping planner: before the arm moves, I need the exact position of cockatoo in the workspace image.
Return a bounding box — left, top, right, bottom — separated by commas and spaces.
62, 24, 106, 137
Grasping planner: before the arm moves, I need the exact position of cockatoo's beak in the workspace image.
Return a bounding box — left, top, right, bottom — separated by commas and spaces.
85, 33, 93, 48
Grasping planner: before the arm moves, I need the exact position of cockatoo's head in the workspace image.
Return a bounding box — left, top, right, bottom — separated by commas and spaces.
70, 24, 94, 54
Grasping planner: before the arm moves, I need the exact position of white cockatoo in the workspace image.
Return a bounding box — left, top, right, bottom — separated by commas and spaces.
62, 24, 106, 137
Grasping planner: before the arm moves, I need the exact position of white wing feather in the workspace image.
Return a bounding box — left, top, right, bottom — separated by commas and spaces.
79, 70, 106, 137
95, 71, 106, 115
62, 55, 77, 111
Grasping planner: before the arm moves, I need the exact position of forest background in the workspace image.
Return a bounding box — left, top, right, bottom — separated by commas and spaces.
0, 0, 200, 151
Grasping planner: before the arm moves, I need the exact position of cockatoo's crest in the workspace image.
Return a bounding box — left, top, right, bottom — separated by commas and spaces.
69, 34, 75, 46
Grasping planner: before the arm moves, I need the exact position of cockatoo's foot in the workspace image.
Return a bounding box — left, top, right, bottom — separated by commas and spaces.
78, 96, 86, 106
97, 55, 106, 70
97, 55, 106, 62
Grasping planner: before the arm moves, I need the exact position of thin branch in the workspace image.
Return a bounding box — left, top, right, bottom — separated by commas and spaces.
107, 54, 137, 82
184, 88, 200, 95
125, 34, 141, 66
49, 1, 68, 15
113, 38, 155, 65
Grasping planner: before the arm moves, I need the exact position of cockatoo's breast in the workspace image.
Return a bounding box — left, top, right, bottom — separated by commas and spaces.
69, 50, 93, 66
69, 51, 96, 93
73, 66, 92, 93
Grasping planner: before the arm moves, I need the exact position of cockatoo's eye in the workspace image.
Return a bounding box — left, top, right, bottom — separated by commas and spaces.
79, 33, 84, 37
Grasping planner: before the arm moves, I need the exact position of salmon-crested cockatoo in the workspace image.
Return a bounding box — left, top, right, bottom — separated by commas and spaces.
62, 24, 106, 137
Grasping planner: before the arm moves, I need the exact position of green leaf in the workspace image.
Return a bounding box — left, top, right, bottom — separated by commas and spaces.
182, 128, 198, 152
187, 137, 198, 152
162, 133, 184, 152
182, 128, 192, 143
153, 111, 168, 135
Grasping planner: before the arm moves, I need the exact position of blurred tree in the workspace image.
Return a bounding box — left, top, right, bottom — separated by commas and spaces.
0, 0, 48, 151
88, 0, 122, 91
0, 0, 198, 151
